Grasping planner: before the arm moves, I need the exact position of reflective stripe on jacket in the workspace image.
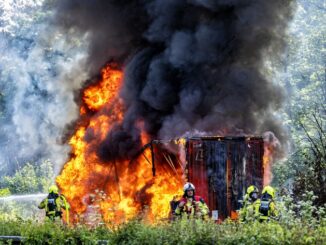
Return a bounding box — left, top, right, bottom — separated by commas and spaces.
175, 196, 209, 219
38, 195, 70, 217
239, 198, 260, 222
255, 199, 278, 221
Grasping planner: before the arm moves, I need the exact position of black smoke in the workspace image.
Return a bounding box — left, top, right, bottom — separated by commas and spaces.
54, 0, 294, 161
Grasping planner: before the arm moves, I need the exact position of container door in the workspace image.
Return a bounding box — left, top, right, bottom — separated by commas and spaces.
186, 139, 209, 203
228, 140, 246, 214
204, 140, 227, 220
245, 139, 264, 192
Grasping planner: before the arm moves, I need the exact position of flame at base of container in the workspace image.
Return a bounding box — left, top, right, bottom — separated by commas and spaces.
57, 65, 183, 225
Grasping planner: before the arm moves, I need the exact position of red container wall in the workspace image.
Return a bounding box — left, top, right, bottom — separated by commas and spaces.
186, 139, 209, 205
186, 137, 264, 220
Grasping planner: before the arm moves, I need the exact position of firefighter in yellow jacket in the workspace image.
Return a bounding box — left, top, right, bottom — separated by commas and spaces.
255, 185, 278, 222
174, 183, 209, 220
38, 185, 70, 224
239, 185, 260, 222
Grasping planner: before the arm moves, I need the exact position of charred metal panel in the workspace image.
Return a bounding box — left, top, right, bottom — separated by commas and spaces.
186, 137, 264, 220
204, 139, 227, 219
245, 138, 264, 192
229, 139, 246, 212
187, 139, 209, 204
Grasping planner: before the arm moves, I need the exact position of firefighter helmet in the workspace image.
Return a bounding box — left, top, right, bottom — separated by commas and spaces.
48, 185, 59, 194
246, 185, 259, 195
183, 182, 195, 192
262, 186, 275, 199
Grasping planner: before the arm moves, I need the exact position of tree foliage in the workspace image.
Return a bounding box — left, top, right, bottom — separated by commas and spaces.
292, 104, 326, 205
273, 0, 325, 208
0, 159, 54, 194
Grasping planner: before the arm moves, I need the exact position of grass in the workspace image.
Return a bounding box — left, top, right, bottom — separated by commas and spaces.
0, 218, 324, 244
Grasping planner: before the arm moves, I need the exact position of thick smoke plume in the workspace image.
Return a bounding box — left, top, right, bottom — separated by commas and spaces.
54, 0, 294, 161
0, 1, 89, 174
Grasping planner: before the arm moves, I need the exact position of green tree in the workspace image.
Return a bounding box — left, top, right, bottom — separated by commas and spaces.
273, 0, 325, 207
292, 104, 326, 206
2, 163, 39, 194
37, 159, 55, 193
0, 160, 55, 194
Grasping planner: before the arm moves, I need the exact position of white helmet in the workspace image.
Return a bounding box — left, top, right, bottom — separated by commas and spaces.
183, 182, 195, 192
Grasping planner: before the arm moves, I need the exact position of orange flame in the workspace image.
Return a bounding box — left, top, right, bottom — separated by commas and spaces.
83, 67, 123, 111
263, 144, 273, 186
57, 64, 183, 225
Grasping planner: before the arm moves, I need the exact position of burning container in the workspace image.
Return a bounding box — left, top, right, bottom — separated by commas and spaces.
185, 136, 264, 220
150, 136, 264, 220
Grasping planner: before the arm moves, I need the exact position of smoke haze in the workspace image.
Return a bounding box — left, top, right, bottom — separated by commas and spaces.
53, 0, 294, 161
0, 0, 295, 172
0, 0, 90, 173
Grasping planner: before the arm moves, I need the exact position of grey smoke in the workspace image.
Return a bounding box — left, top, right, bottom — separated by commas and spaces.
0, 1, 89, 174
53, 0, 294, 161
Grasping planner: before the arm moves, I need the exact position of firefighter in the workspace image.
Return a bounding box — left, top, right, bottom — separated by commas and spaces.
38, 185, 70, 224
239, 185, 260, 222
174, 182, 209, 220
255, 185, 278, 222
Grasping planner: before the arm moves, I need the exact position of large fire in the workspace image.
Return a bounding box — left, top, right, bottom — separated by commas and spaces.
57, 64, 183, 225
56, 64, 276, 225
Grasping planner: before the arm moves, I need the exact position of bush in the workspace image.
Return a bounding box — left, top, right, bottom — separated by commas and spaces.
0, 217, 323, 244
0, 191, 324, 244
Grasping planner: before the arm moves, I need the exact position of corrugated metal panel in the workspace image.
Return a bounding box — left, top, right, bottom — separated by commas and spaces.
205, 139, 227, 219
186, 137, 264, 220
245, 138, 264, 191
187, 139, 209, 204
229, 139, 246, 212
